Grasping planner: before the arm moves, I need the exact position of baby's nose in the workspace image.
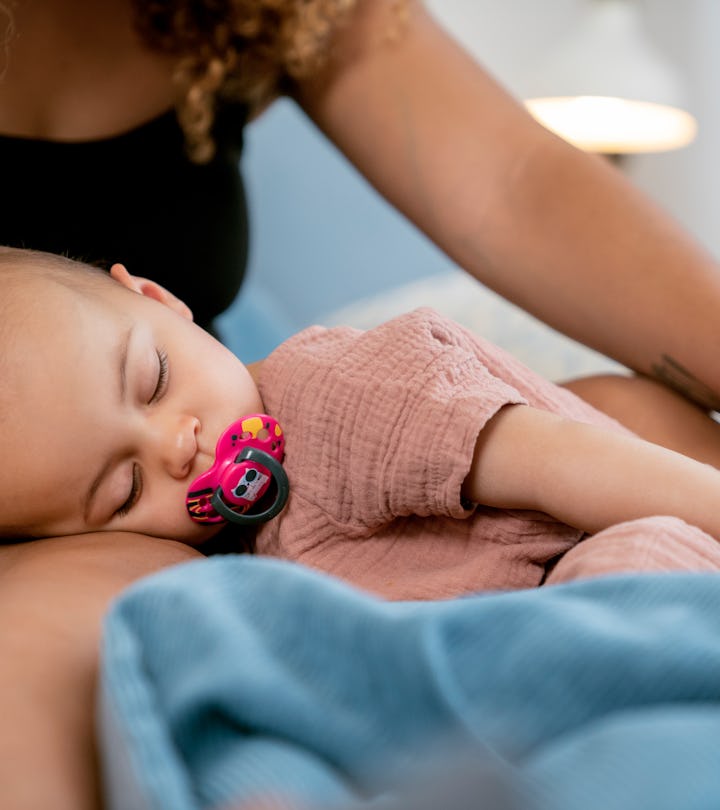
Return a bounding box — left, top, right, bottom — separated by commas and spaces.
156, 414, 200, 479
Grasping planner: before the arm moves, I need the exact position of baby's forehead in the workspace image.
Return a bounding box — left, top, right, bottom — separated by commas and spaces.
0, 249, 111, 296
0, 256, 120, 539
0, 266, 107, 377
1, 271, 79, 331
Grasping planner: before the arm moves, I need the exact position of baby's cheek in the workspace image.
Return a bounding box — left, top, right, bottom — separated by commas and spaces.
132, 493, 206, 545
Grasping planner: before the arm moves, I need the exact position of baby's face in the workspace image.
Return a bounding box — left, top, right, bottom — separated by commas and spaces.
0, 271, 262, 545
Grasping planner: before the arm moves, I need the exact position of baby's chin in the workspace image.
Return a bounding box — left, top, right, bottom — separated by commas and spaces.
148, 511, 227, 549
178, 519, 227, 549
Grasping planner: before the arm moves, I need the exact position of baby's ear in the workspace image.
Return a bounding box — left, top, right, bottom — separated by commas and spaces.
109, 264, 194, 321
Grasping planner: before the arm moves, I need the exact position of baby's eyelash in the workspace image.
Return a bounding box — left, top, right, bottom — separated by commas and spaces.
115, 464, 142, 518
150, 348, 169, 403
115, 349, 166, 519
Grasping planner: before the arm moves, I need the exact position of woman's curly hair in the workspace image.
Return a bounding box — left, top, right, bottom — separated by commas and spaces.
132, 0, 407, 164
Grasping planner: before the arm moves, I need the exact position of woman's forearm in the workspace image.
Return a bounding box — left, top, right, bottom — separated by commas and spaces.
465, 404, 720, 539
474, 137, 720, 409
298, 0, 720, 407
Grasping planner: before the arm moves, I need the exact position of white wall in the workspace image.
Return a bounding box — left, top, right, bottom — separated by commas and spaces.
218, 0, 719, 362
421, 0, 719, 255
426, 0, 719, 256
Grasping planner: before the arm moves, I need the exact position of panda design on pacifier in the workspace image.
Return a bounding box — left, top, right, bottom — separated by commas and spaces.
185, 414, 289, 526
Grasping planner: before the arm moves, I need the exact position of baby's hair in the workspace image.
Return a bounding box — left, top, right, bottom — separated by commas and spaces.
0, 249, 113, 403
0, 248, 84, 338
0, 247, 112, 385
0, 247, 112, 294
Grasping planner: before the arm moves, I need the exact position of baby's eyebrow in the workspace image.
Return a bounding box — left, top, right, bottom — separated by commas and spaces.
118, 325, 132, 402
82, 325, 134, 522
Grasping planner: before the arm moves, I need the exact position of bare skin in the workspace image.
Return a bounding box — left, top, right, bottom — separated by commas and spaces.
563, 374, 720, 468
295, 1, 720, 410
1, 254, 718, 810
0, 0, 177, 140
4, 3, 720, 807
465, 401, 720, 540
4, 367, 720, 810
0, 533, 201, 810
3, 1, 720, 410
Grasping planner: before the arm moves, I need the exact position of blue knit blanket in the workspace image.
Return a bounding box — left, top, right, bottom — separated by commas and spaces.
99, 556, 720, 810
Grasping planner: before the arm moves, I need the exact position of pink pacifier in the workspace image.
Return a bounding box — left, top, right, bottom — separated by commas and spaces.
186, 414, 289, 526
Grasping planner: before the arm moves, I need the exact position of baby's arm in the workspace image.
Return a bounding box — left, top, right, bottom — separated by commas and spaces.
463, 404, 720, 539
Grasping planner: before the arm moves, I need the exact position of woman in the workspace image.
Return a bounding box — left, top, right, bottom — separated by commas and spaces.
3, 3, 720, 806
1, 0, 719, 410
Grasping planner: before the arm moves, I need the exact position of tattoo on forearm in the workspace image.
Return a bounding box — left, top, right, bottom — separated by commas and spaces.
651, 354, 720, 411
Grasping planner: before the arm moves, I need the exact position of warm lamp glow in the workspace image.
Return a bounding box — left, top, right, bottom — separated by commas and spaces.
525, 96, 698, 153
523, 0, 697, 155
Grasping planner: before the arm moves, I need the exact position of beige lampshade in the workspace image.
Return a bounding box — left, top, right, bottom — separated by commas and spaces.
524, 0, 697, 154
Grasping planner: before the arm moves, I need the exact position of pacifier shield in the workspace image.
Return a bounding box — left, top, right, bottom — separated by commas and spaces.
186, 414, 289, 526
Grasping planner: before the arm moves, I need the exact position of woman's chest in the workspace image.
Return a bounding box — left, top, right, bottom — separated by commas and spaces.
0, 0, 178, 140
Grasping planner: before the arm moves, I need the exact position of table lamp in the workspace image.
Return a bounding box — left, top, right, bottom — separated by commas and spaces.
524, 0, 697, 154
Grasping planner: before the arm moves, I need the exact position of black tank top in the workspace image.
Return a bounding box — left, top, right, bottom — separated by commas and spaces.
0, 103, 249, 330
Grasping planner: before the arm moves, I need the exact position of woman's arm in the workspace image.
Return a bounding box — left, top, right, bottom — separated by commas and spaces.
0, 533, 201, 810
295, 0, 720, 408
463, 404, 720, 539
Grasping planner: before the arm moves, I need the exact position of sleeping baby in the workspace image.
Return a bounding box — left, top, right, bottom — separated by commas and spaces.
2, 245, 720, 598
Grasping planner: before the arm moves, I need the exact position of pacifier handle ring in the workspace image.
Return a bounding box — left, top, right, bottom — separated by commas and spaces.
210, 447, 290, 526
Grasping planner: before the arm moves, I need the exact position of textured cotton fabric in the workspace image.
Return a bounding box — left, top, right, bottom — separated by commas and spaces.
256, 309, 634, 598
546, 515, 720, 584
